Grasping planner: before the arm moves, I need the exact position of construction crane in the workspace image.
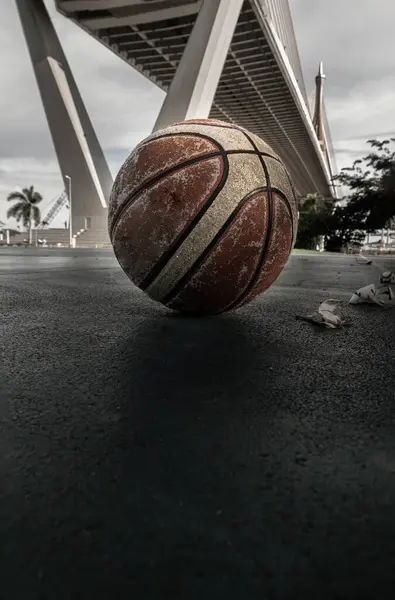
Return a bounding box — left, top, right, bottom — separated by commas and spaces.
39, 190, 68, 228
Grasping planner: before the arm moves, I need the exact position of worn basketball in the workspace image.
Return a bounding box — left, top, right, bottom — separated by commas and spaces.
109, 119, 298, 315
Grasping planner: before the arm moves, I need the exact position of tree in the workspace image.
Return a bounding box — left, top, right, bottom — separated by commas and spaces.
6, 186, 43, 245
295, 192, 366, 252
295, 139, 395, 252
335, 139, 395, 232
324, 204, 366, 252
295, 192, 334, 249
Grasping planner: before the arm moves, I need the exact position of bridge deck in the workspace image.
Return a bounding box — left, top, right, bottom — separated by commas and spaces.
55, 0, 333, 198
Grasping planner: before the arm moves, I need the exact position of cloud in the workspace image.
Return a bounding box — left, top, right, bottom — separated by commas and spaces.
1, 0, 394, 226
0, 0, 164, 226
291, 0, 395, 94
291, 0, 395, 179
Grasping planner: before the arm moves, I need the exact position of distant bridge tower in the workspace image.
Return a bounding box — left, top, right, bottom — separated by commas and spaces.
15, 0, 113, 242
313, 62, 327, 155
312, 62, 337, 197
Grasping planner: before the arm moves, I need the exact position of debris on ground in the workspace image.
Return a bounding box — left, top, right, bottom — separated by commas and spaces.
356, 257, 373, 265
349, 283, 394, 306
380, 271, 395, 285
296, 256, 395, 330
296, 299, 351, 329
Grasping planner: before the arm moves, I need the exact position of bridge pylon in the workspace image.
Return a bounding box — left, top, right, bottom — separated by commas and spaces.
153, 0, 244, 131
312, 62, 337, 197
15, 0, 113, 241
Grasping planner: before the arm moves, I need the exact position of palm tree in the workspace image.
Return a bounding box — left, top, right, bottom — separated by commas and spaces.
7, 186, 43, 245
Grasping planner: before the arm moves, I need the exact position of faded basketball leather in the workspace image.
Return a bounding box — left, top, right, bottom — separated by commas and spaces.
109, 119, 298, 315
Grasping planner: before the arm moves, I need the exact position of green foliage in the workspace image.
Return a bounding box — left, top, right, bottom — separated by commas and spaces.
324, 206, 366, 251
295, 193, 333, 249
6, 186, 43, 228
335, 139, 395, 232
296, 138, 395, 251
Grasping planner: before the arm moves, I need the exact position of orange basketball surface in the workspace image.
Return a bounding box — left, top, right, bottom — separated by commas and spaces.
109, 119, 298, 315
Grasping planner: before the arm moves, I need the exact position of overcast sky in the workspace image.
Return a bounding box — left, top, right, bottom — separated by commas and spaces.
1, 0, 395, 228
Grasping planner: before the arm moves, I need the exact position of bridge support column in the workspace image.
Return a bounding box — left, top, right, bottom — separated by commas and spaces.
153, 0, 244, 131
15, 0, 113, 241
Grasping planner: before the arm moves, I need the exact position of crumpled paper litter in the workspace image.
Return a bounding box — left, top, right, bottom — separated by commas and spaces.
380, 271, 395, 285
296, 299, 351, 329
349, 283, 394, 306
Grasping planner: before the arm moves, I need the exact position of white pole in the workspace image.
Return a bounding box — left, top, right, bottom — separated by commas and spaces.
29, 203, 33, 245
66, 175, 72, 248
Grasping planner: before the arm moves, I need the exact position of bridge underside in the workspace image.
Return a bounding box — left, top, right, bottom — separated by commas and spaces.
55, 0, 334, 199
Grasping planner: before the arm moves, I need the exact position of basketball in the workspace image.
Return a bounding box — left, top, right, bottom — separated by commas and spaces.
109, 119, 298, 315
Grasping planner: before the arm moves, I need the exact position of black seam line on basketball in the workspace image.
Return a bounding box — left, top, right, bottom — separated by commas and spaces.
225, 131, 274, 311
221, 191, 272, 313
175, 121, 238, 129
283, 166, 299, 216
180, 122, 282, 163
161, 187, 271, 306
109, 150, 222, 240
137, 131, 223, 153
283, 168, 299, 252
182, 121, 251, 132
226, 149, 281, 162
110, 132, 227, 238
152, 124, 282, 163
110, 148, 279, 241
284, 167, 297, 200
138, 127, 281, 163
268, 187, 295, 245
224, 188, 295, 313
109, 127, 263, 239
137, 149, 278, 293
138, 152, 230, 291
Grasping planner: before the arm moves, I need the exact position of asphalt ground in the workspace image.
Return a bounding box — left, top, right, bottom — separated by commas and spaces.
1, 248, 395, 600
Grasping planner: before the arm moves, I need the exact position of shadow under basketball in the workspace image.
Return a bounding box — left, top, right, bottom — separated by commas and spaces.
89, 312, 289, 594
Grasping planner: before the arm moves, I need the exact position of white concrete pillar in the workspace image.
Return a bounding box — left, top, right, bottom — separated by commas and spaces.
15, 0, 113, 240
153, 0, 244, 131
